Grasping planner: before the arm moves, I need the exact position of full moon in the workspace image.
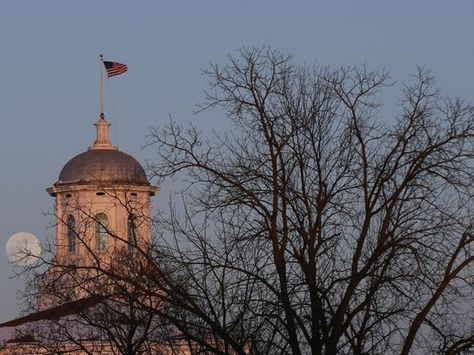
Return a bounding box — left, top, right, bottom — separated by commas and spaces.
6, 232, 41, 266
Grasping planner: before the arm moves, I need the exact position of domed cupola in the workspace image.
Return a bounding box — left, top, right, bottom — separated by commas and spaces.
45, 112, 158, 284
53, 114, 151, 188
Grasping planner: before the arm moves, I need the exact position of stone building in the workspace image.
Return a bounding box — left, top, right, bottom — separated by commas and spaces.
40, 113, 158, 310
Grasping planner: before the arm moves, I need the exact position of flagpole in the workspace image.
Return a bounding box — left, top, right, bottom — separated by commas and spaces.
99, 54, 104, 118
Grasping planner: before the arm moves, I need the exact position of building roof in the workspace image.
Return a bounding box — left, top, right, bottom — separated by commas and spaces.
54, 115, 150, 186
0, 295, 104, 328
57, 149, 149, 185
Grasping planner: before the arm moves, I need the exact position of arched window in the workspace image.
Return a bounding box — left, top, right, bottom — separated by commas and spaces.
95, 213, 108, 251
127, 214, 137, 251
67, 215, 76, 253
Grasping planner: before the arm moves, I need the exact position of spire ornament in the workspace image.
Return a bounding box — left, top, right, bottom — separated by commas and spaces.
89, 114, 117, 151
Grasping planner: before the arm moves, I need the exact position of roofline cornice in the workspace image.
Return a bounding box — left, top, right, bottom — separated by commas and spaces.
46, 183, 159, 197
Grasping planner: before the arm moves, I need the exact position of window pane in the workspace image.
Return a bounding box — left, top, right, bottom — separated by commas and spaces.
128, 215, 137, 251
67, 215, 76, 253
95, 213, 108, 251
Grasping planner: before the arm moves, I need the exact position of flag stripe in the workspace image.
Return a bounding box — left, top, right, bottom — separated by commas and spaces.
103, 61, 127, 77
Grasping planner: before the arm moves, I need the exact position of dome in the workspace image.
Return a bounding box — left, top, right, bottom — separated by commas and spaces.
53, 115, 150, 186
57, 149, 149, 185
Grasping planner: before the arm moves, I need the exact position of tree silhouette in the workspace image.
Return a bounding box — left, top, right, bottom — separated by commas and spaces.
13, 47, 474, 355
147, 47, 474, 354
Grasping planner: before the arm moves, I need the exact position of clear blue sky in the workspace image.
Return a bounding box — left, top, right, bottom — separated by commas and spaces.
0, 1, 473, 322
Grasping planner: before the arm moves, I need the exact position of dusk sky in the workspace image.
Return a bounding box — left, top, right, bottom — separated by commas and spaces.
0, 1, 473, 323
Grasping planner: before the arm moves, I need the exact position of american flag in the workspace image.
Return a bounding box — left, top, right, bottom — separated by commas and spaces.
103, 61, 127, 77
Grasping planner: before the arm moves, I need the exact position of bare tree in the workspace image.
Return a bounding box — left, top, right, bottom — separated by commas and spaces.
11, 47, 473, 355
146, 47, 474, 354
